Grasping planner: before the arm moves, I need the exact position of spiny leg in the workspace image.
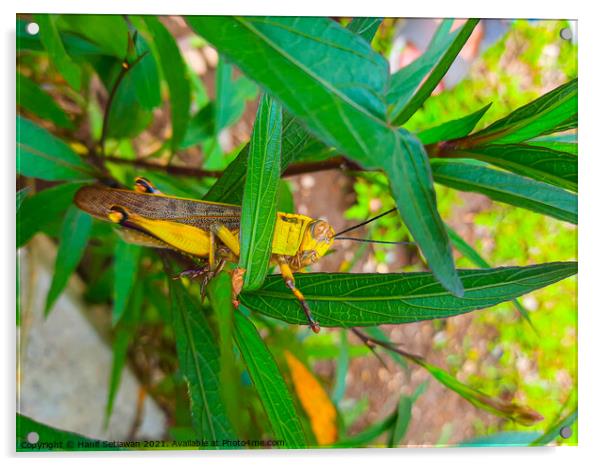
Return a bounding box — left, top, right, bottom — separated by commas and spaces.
277, 257, 320, 333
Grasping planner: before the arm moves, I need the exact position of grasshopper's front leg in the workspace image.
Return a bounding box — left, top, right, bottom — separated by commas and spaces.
276, 257, 320, 333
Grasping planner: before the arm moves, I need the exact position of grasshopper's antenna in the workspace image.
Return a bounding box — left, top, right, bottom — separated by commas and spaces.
334, 208, 397, 237
335, 237, 416, 246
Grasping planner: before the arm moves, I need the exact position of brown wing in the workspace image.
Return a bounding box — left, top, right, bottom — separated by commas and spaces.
74, 185, 241, 230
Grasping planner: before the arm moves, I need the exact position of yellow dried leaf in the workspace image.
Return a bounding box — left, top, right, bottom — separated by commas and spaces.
284, 351, 337, 445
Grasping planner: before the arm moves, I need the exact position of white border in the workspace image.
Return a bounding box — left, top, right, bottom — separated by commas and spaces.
4, 1, 600, 465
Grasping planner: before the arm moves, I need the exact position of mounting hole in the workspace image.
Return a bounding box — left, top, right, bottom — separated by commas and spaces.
560, 27, 572, 41
26, 431, 39, 444
26, 22, 40, 36
559, 426, 573, 439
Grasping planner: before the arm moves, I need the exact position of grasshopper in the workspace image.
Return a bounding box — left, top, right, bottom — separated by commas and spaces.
74, 177, 339, 332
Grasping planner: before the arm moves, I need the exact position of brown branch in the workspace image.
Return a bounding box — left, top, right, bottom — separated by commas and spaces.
103, 155, 369, 179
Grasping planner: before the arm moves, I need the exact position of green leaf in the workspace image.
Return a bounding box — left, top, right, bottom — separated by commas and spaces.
446, 224, 536, 331
17, 414, 119, 451
456, 144, 577, 192
465, 79, 577, 145
383, 132, 463, 295
215, 57, 258, 132
169, 278, 236, 444
35, 14, 82, 90
207, 272, 239, 434
143, 17, 191, 153
277, 180, 295, 214
17, 116, 95, 181
112, 239, 141, 325
531, 408, 577, 445
418, 103, 491, 145
44, 205, 92, 316
17, 73, 74, 129
105, 60, 153, 139
239, 262, 576, 327
180, 103, 215, 149
389, 19, 479, 126
526, 140, 577, 155
188, 16, 462, 296
431, 159, 577, 224
58, 14, 129, 58
233, 311, 306, 448
105, 282, 143, 425
129, 32, 162, 110
239, 94, 282, 290
334, 410, 396, 447
388, 382, 426, 447
346, 17, 382, 42
17, 182, 86, 248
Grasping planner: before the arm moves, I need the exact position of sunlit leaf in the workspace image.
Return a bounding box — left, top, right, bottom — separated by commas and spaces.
240, 262, 576, 327
58, 14, 129, 58
215, 57, 258, 132
389, 19, 479, 126
431, 159, 577, 224
239, 94, 282, 290
418, 103, 491, 145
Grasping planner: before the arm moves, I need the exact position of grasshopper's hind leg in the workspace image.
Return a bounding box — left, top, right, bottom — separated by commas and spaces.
277, 257, 320, 333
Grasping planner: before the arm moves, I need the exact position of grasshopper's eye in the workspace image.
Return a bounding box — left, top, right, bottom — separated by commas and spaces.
134, 177, 159, 193
310, 220, 333, 241
108, 205, 128, 224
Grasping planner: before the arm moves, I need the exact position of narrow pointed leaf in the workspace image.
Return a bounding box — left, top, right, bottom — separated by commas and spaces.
390, 19, 479, 126
431, 159, 577, 224
410, 357, 543, 426
17, 182, 86, 247
35, 14, 82, 90
456, 144, 577, 192
239, 94, 282, 290
112, 239, 141, 325
465, 79, 577, 145
526, 141, 577, 155
143, 17, 191, 152
346, 17, 382, 42
331, 329, 349, 404
419, 103, 491, 145
17, 116, 95, 181
233, 312, 306, 448
334, 411, 396, 447
459, 431, 542, 447
239, 262, 576, 327
169, 278, 236, 444
45, 205, 92, 316
129, 29, 162, 110
189, 16, 462, 296
17, 72, 74, 129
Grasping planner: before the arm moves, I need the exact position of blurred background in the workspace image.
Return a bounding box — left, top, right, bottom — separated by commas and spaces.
17, 17, 577, 446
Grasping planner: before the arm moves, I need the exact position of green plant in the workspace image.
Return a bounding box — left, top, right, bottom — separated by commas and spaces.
17, 16, 577, 450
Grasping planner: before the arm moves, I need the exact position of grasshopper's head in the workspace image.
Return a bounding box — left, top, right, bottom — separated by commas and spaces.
293, 219, 335, 269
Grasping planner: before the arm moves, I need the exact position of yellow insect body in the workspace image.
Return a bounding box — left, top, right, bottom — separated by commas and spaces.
74, 180, 335, 332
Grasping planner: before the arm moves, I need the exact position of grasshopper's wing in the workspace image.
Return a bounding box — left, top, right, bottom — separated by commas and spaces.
75, 185, 242, 231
